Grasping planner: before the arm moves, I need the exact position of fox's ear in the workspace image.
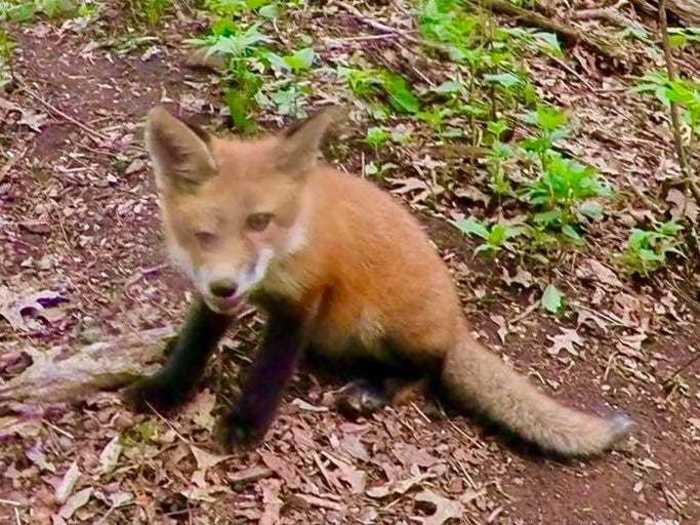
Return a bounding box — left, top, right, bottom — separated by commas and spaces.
145, 106, 217, 192
277, 106, 347, 175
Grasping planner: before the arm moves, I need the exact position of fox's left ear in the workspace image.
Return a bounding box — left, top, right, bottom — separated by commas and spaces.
277, 106, 347, 175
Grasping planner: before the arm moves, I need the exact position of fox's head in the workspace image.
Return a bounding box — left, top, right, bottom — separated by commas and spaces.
144, 106, 342, 314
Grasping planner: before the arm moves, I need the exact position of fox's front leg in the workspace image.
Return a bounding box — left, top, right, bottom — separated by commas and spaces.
124, 297, 233, 413
216, 309, 305, 449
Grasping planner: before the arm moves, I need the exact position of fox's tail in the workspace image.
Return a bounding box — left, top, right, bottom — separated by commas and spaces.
441, 327, 634, 457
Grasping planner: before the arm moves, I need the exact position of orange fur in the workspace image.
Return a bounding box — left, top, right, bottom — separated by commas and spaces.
145, 106, 634, 457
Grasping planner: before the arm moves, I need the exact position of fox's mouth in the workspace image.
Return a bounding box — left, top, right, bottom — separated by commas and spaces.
204, 293, 245, 314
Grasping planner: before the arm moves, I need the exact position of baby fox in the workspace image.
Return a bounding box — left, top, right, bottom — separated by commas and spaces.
125, 105, 633, 456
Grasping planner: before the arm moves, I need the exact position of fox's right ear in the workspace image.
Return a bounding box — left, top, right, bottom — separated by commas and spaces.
145, 106, 217, 192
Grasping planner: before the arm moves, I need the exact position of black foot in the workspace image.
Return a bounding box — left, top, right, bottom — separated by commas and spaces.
214, 410, 267, 452
335, 380, 388, 420
122, 372, 191, 414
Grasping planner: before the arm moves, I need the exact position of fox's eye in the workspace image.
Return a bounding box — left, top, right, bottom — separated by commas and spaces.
246, 213, 273, 232
194, 231, 218, 249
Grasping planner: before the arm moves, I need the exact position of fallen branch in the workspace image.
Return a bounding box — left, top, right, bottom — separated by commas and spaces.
572, 0, 636, 27
0, 326, 175, 403
473, 0, 625, 63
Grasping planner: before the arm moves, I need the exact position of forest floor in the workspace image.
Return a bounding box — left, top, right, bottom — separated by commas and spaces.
0, 1, 699, 524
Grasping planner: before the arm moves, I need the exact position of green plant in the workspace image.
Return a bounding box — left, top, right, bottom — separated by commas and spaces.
451, 217, 525, 256
523, 151, 612, 243
634, 71, 700, 138
142, 0, 168, 25
343, 67, 420, 115
365, 127, 391, 151
617, 221, 684, 277
0, 29, 15, 90
668, 27, 700, 50
265, 47, 316, 74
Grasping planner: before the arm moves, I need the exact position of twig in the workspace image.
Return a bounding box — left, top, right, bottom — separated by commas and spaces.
658, 0, 700, 206
145, 401, 193, 445
663, 352, 700, 385
16, 81, 111, 144
334, 1, 421, 46
573, 0, 634, 26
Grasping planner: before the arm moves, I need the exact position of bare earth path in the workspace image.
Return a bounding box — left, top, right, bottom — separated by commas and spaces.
1, 3, 698, 524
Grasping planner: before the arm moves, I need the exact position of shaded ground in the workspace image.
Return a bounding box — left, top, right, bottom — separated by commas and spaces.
1, 2, 699, 524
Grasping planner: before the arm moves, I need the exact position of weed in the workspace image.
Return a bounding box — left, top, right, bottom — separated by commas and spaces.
0, 28, 15, 90
617, 221, 684, 277
451, 217, 525, 257
342, 67, 420, 115
523, 151, 612, 243
634, 71, 700, 139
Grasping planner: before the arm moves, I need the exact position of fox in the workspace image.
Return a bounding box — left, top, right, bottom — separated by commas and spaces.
124, 105, 634, 457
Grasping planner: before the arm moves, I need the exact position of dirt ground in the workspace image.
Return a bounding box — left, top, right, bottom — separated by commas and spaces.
1, 1, 699, 524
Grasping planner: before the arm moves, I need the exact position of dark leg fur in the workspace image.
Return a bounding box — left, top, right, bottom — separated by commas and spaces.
216, 308, 305, 449
124, 298, 233, 413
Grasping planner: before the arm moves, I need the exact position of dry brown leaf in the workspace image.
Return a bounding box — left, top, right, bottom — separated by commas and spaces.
366, 471, 434, 499
547, 328, 584, 357
260, 450, 301, 488
0, 286, 64, 332
412, 489, 464, 525
259, 479, 283, 525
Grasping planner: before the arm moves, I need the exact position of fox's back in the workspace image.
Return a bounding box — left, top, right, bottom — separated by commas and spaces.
261, 167, 463, 365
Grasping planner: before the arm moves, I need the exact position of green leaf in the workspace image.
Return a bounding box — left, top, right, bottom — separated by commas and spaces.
541, 284, 564, 314
284, 47, 315, 73
452, 218, 489, 240
484, 72, 522, 88
433, 80, 462, 94
379, 71, 420, 114
258, 3, 278, 18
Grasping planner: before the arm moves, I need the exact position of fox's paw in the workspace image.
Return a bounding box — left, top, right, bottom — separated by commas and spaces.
214, 412, 266, 452
122, 374, 188, 414
335, 380, 388, 420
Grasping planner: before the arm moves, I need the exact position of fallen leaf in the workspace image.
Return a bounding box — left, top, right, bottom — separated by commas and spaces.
259, 479, 282, 525
502, 266, 534, 288
259, 450, 301, 488
18, 109, 48, 132
490, 314, 509, 344
412, 489, 464, 525
367, 471, 434, 499
55, 461, 80, 504
576, 258, 623, 288
667, 188, 698, 222
190, 445, 230, 471
547, 328, 584, 357
26, 443, 56, 473
98, 436, 122, 475
183, 389, 217, 431
58, 487, 92, 519
0, 286, 64, 332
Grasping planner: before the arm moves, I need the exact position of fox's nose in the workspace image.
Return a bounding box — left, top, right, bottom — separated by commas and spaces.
209, 279, 238, 298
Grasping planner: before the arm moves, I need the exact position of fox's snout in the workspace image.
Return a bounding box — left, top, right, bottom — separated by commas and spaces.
209, 279, 238, 299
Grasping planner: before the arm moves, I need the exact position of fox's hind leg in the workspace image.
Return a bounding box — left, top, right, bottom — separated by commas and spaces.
335, 377, 429, 419
124, 298, 233, 413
